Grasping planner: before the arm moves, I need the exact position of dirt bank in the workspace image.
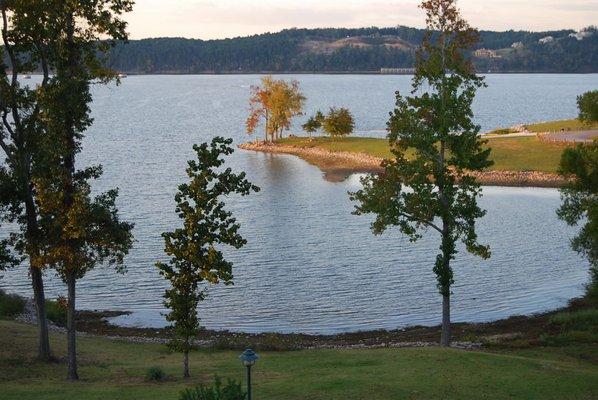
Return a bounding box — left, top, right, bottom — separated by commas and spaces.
238, 141, 567, 187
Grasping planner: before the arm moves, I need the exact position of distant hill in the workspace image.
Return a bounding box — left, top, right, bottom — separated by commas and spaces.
107, 26, 598, 74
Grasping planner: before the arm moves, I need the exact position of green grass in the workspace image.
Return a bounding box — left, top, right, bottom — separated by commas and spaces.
280, 135, 568, 173
485, 136, 566, 173
525, 119, 598, 133
2, 320, 598, 400
282, 136, 393, 158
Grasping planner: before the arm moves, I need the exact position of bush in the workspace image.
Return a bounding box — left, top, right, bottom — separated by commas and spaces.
322, 107, 355, 138
45, 297, 67, 327
550, 309, 598, 331
179, 376, 246, 400
577, 90, 598, 124
0, 289, 26, 319
146, 366, 167, 382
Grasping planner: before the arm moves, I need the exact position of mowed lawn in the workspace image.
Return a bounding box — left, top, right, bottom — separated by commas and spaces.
280, 135, 569, 173
2, 321, 598, 400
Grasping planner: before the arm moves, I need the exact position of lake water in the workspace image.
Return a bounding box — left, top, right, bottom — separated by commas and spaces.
1, 74, 596, 334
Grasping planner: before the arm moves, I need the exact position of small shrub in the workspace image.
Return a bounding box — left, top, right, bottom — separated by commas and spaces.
146, 366, 167, 382
45, 297, 67, 327
0, 289, 26, 319
550, 309, 598, 331
179, 376, 246, 400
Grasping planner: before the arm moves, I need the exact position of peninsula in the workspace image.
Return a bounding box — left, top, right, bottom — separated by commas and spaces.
239, 119, 598, 187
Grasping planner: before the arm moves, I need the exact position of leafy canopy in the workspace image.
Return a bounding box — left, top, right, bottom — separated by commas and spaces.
157, 137, 259, 355
557, 140, 598, 298
351, 0, 492, 296
246, 76, 305, 140
302, 110, 324, 135
577, 90, 598, 125
322, 107, 355, 138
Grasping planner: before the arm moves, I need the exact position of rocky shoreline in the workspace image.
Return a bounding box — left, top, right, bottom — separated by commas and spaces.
238, 141, 567, 187
10, 295, 591, 352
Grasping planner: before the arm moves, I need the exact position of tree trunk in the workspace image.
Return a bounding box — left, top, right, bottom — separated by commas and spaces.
441, 294, 451, 347
24, 183, 52, 361
183, 350, 190, 378
66, 272, 78, 380
30, 266, 51, 360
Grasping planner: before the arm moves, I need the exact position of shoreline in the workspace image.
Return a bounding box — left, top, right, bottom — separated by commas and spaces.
238, 141, 567, 187
11, 295, 591, 351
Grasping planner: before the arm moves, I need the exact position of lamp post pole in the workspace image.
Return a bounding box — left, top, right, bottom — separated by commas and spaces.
246, 363, 252, 400
240, 348, 258, 400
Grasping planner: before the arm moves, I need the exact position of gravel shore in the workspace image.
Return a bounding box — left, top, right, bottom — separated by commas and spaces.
238, 141, 567, 187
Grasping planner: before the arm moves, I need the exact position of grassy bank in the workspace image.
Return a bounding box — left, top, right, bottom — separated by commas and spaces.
279, 135, 568, 173
525, 119, 598, 133
2, 319, 598, 400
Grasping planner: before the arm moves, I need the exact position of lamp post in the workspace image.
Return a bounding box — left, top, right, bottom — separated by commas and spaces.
239, 348, 258, 400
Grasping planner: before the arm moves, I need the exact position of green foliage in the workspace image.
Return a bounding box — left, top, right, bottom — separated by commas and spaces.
322, 107, 355, 138
45, 298, 67, 327
351, 0, 492, 345
577, 90, 598, 124
557, 140, 598, 297
179, 377, 246, 400
352, 0, 491, 294
550, 309, 598, 330
146, 366, 167, 382
157, 137, 259, 376
0, 289, 26, 318
488, 128, 516, 135
301, 111, 324, 136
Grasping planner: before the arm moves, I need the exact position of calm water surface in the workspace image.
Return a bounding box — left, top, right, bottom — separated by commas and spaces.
1, 74, 596, 334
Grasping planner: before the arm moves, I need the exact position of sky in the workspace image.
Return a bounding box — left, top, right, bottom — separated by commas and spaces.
126, 0, 598, 40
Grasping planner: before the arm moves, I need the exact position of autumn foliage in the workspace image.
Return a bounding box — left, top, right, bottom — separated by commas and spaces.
246, 76, 305, 142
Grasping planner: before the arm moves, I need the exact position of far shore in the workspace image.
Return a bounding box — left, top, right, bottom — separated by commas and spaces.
238, 140, 567, 187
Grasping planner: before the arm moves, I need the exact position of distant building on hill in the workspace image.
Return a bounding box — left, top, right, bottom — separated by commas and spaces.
511, 42, 524, 50
474, 48, 500, 58
380, 67, 415, 74
539, 36, 554, 44
569, 29, 594, 41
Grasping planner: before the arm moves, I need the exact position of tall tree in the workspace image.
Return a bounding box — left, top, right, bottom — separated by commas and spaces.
350, 0, 492, 346
0, 0, 54, 361
157, 137, 259, 378
26, 0, 135, 380
246, 76, 305, 142
557, 140, 597, 300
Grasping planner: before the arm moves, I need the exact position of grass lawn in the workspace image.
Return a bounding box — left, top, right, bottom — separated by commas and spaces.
280, 135, 569, 173
2, 320, 598, 400
525, 119, 598, 133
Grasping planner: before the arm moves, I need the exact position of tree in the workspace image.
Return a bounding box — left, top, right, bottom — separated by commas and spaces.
557, 140, 597, 300
23, 0, 135, 380
246, 76, 305, 142
302, 110, 324, 137
350, 0, 492, 347
322, 107, 355, 138
0, 0, 56, 361
577, 90, 598, 125
157, 137, 259, 378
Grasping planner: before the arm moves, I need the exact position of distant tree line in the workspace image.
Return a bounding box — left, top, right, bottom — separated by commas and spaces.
104, 26, 598, 74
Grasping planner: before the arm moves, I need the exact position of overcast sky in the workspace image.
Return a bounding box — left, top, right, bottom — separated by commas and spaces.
126, 0, 598, 40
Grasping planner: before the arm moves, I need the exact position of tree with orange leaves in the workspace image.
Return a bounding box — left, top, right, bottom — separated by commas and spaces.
246, 76, 305, 142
